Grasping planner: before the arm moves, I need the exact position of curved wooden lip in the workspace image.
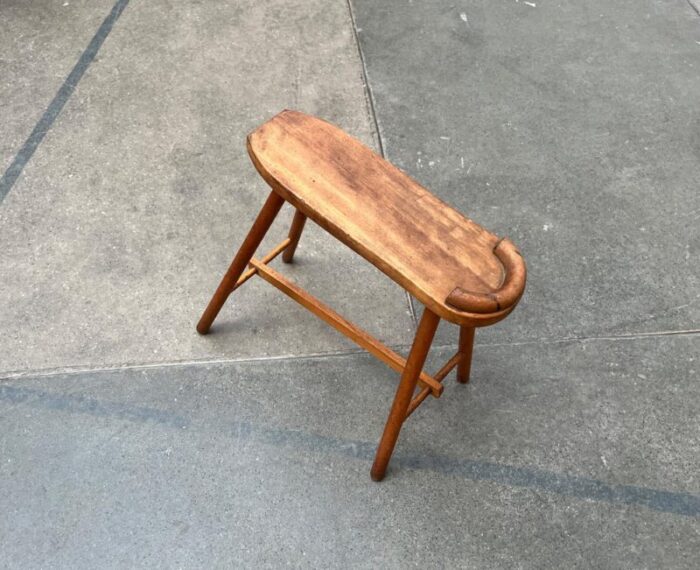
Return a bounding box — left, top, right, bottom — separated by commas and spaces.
445, 238, 527, 314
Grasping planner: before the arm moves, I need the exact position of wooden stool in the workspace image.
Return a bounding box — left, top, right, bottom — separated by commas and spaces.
197, 110, 527, 481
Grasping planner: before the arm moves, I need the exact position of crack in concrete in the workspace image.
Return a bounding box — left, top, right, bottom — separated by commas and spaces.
345, 0, 384, 158
345, 0, 419, 329
347, 0, 418, 330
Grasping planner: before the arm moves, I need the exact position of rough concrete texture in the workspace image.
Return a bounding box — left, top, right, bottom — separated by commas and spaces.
0, 0, 116, 172
351, 0, 700, 345
1, 0, 699, 567
0, 0, 415, 373
1, 337, 698, 568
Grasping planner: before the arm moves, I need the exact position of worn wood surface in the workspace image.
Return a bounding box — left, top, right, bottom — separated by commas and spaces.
247, 110, 526, 326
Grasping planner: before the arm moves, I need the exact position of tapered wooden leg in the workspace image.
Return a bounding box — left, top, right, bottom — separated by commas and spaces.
196, 191, 285, 334
456, 326, 475, 383
371, 308, 440, 481
282, 209, 307, 263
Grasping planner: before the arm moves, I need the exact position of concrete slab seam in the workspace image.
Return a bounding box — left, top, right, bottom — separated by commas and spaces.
0, 0, 130, 203
1, 383, 698, 518
1, 329, 699, 381
345, 0, 384, 157
345, 0, 418, 328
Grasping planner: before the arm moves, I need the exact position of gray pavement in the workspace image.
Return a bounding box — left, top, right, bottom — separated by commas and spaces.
1, 338, 698, 568
352, 0, 700, 346
0, 0, 414, 373
1, 0, 699, 567
0, 0, 116, 173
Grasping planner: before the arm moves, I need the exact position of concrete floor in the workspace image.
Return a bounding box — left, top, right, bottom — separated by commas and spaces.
1, 0, 698, 567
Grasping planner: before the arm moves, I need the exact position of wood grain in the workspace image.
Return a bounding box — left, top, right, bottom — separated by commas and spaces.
247, 110, 526, 326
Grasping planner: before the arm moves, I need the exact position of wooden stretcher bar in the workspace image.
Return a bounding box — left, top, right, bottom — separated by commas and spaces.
406, 352, 462, 418
247, 246, 444, 398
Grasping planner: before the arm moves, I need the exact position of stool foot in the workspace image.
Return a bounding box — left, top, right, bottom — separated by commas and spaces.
456, 326, 475, 383
196, 191, 285, 334
282, 209, 307, 263
370, 308, 440, 481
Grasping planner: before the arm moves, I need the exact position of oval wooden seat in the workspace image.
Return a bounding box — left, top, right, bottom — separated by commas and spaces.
247, 110, 526, 326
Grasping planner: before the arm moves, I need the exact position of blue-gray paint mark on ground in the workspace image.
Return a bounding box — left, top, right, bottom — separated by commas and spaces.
228, 420, 700, 518
0, 0, 130, 203
396, 453, 700, 519
0, 384, 189, 429
1, 383, 698, 518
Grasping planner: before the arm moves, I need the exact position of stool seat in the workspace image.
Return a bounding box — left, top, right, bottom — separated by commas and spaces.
247, 110, 526, 326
